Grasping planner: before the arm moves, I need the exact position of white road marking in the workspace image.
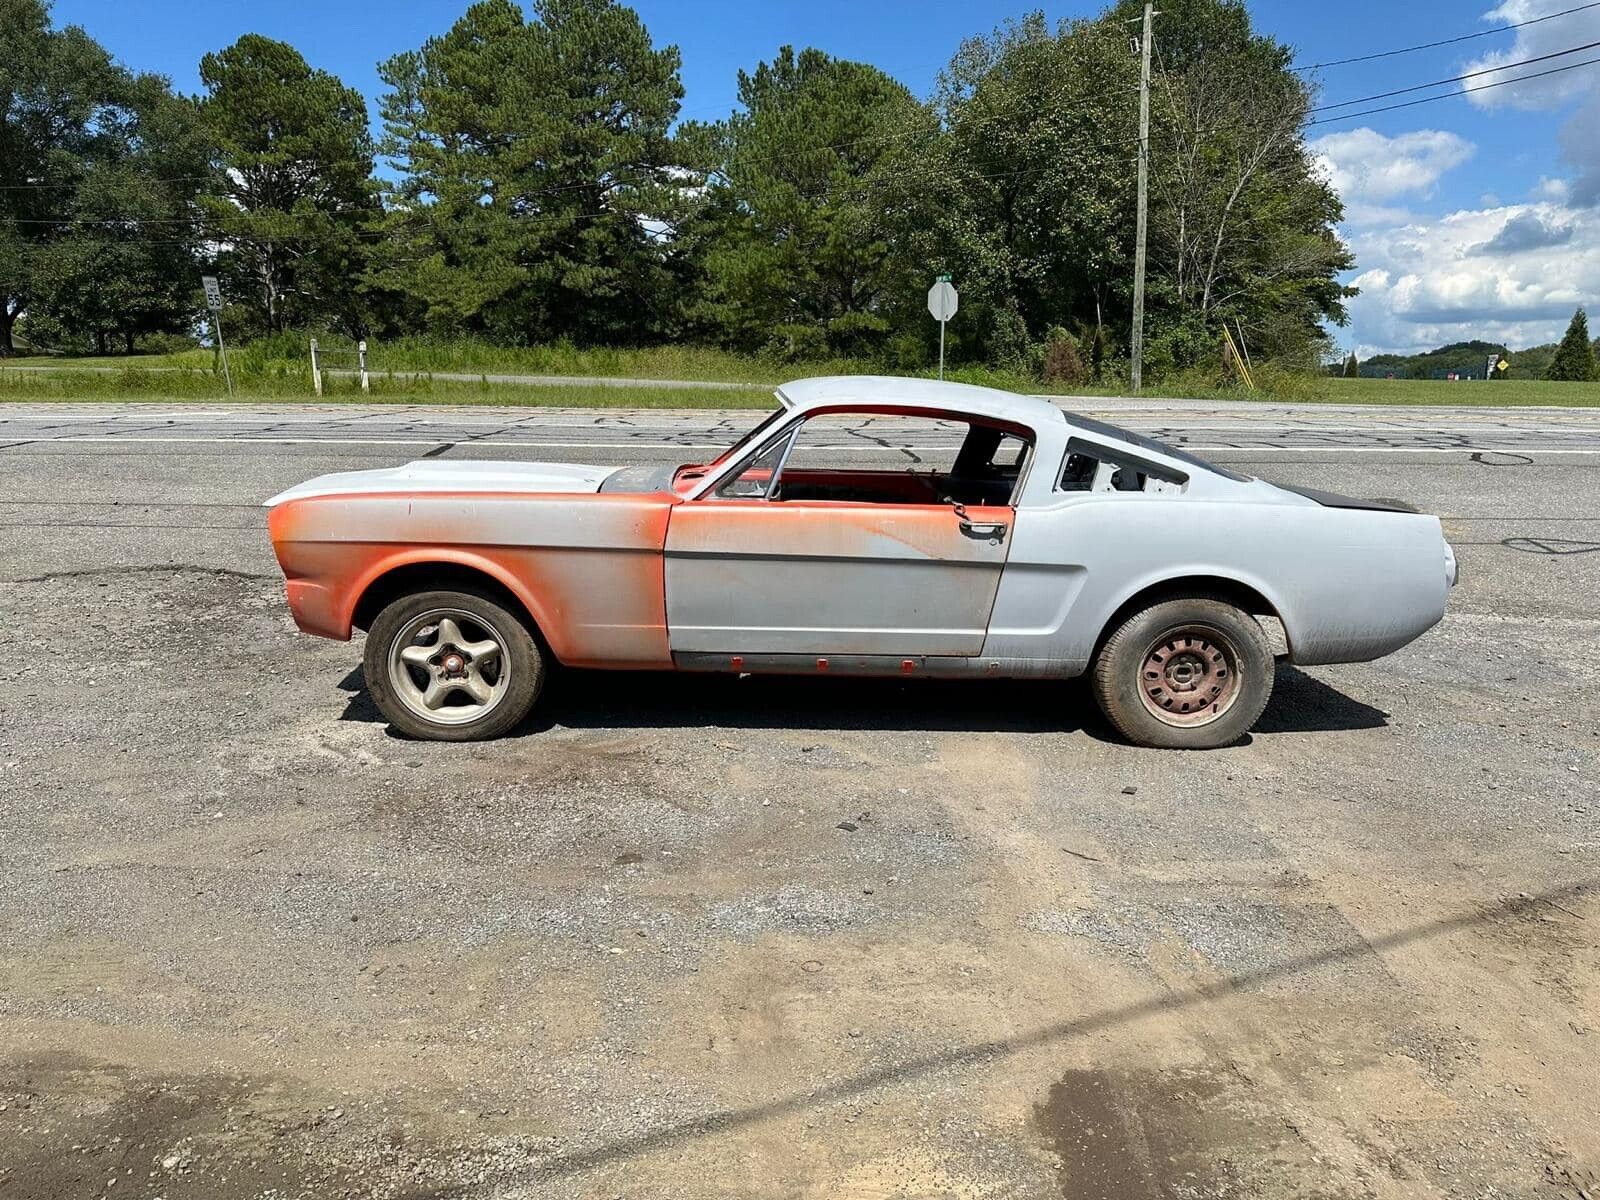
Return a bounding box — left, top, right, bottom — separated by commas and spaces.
10, 434, 1600, 455
37, 435, 733, 450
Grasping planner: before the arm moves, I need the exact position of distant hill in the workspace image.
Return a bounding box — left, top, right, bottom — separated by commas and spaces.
1345, 338, 1598, 381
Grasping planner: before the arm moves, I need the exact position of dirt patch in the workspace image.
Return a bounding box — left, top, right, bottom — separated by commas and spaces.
0, 1053, 327, 1200
1035, 1067, 1253, 1198
0, 1051, 560, 1200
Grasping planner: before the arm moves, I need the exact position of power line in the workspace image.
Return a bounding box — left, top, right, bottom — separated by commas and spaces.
1312, 37, 1600, 111
0, 174, 214, 192
1294, 0, 1600, 71
1306, 54, 1600, 125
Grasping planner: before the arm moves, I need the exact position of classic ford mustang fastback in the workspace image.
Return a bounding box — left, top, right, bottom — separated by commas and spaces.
266, 376, 1456, 748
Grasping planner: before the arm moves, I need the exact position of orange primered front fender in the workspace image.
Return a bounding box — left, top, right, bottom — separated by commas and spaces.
266, 492, 676, 667
269, 501, 359, 639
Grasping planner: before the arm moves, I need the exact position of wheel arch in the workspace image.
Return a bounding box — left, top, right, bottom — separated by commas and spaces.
349, 554, 555, 655
1091, 572, 1291, 662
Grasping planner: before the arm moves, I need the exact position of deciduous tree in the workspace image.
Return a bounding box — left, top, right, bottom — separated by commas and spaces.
911, 12, 1137, 365
0, 0, 120, 354
675, 47, 933, 354
1123, 0, 1354, 365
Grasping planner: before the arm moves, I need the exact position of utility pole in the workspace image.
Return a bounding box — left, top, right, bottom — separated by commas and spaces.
1131, 0, 1154, 395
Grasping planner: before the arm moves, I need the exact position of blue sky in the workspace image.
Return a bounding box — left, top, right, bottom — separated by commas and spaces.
49, 0, 1600, 355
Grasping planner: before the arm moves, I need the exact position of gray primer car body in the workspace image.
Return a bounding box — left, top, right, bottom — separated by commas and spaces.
661, 377, 1453, 675
266, 376, 1456, 679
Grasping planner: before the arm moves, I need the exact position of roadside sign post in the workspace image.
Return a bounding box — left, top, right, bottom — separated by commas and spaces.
927, 275, 958, 381
201, 275, 233, 398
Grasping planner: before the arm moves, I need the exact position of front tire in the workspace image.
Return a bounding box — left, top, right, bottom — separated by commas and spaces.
1091, 596, 1273, 749
364, 588, 544, 741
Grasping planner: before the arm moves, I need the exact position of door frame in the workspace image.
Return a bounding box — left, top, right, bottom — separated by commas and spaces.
663, 404, 1036, 659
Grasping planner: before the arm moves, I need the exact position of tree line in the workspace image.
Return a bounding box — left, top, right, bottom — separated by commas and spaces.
1335, 309, 1599, 383
2, 0, 1354, 380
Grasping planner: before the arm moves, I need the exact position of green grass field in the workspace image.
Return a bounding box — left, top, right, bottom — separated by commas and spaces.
4, 341, 1598, 407
1285, 376, 1600, 406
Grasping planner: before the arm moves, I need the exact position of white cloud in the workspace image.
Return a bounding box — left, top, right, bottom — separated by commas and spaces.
1310, 128, 1476, 204
1461, 1, 1600, 202
1462, 0, 1600, 112
1342, 199, 1600, 353
1533, 175, 1571, 201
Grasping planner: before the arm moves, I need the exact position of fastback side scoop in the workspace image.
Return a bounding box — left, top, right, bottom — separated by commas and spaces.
263, 459, 617, 506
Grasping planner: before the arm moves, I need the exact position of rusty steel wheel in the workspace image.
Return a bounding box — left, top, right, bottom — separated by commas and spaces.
1137, 624, 1242, 727
1092, 595, 1273, 750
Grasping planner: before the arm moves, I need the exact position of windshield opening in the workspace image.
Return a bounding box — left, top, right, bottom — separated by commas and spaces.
704, 403, 789, 470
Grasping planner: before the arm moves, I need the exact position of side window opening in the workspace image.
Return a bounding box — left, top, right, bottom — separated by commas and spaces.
716, 412, 1032, 506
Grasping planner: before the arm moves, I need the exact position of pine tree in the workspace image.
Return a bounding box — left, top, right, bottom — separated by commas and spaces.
1342, 351, 1359, 378
198, 35, 379, 336
1546, 307, 1599, 382
375, 0, 683, 344
674, 46, 931, 352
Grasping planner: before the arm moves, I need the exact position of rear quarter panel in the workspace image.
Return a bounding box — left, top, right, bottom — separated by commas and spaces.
267, 492, 677, 668
984, 494, 1451, 669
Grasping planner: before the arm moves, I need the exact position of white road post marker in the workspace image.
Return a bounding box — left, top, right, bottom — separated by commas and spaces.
201, 275, 233, 399
927, 275, 958, 381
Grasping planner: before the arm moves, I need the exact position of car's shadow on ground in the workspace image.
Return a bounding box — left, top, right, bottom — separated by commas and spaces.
336, 661, 1388, 741
1255, 664, 1390, 734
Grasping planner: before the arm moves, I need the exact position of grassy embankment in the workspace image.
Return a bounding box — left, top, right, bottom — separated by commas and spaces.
3, 337, 1598, 407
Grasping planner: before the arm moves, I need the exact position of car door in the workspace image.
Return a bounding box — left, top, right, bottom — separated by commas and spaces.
663, 412, 1016, 658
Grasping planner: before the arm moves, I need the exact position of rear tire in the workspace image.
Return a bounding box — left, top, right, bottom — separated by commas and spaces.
364, 588, 543, 741
1092, 595, 1272, 749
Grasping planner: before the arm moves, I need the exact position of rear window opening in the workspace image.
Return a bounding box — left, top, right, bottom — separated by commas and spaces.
1065, 413, 1250, 483
1058, 438, 1187, 495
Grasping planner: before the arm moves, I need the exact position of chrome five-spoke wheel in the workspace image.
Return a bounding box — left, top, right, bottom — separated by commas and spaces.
364, 587, 545, 741
388, 609, 511, 725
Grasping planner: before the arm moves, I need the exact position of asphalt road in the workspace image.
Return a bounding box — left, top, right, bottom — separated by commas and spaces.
0, 400, 1597, 1199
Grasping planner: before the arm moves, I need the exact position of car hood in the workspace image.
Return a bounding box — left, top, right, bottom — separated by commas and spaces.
264, 459, 618, 506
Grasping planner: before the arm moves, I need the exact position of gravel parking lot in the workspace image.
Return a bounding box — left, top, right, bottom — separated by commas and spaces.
0, 401, 1597, 1199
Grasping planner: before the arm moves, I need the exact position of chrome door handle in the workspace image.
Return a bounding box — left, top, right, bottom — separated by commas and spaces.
959, 518, 1007, 542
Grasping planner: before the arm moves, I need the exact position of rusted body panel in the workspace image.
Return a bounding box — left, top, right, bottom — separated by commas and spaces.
268, 491, 676, 668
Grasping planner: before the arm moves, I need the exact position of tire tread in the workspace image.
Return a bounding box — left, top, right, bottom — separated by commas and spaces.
1091, 593, 1272, 750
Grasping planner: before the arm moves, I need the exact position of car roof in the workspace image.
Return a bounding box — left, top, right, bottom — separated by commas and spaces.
776, 375, 1067, 430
